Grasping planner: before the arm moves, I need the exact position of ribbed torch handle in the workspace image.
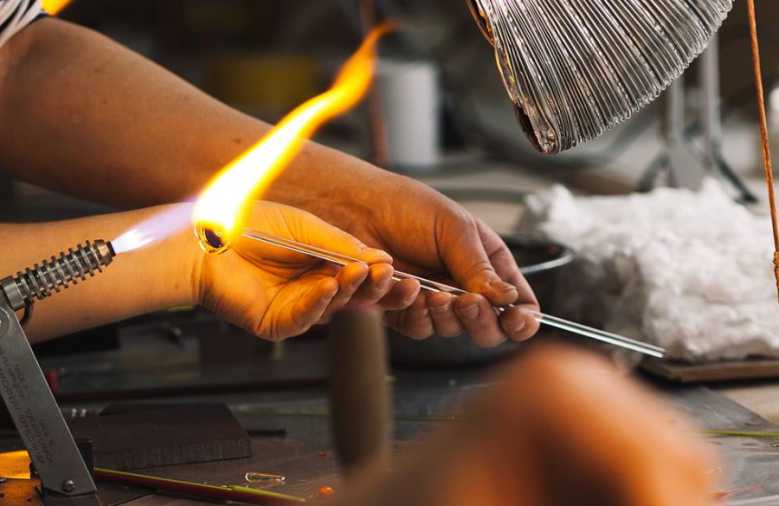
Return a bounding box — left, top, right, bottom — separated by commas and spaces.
0, 240, 115, 311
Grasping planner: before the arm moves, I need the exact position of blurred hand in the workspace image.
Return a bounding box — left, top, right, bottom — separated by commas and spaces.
190, 201, 401, 341
332, 345, 720, 506
304, 172, 540, 347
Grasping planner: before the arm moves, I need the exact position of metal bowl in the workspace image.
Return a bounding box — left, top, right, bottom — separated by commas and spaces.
388, 236, 574, 367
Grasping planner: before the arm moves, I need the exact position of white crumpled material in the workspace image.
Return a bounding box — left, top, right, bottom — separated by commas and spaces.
520, 180, 779, 362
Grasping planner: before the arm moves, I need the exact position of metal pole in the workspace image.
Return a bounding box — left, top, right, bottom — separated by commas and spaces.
328, 308, 392, 477
701, 33, 722, 174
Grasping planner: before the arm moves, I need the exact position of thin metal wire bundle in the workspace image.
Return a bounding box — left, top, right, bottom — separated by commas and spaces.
468, 0, 734, 154
242, 230, 664, 358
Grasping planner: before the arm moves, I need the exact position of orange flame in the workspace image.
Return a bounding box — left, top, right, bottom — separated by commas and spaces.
193, 24, 394, 252
42, 0, 72, 15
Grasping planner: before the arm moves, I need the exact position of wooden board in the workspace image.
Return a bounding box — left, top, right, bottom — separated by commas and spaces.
69, 404, 252, 470
642, 358, 779, 383
0, 479, 43, 506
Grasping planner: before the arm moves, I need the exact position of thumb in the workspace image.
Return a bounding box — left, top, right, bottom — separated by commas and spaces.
439, 219, 518, 305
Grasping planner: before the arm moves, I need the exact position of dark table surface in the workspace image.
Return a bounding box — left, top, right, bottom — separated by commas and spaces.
3, 321, 779, 504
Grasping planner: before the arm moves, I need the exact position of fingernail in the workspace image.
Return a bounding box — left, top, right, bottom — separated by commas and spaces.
490, 280, 517, 295
458, 303, 479, 319
511, 319, 526, 334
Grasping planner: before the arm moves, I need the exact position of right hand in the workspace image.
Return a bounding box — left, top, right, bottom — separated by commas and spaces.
331, 345, 719, 506
188, 201, 410, 341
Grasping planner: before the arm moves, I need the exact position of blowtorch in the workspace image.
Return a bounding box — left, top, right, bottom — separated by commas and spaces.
0, 240, 114, 506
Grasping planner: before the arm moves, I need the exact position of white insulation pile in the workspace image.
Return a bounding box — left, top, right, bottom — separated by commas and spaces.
521, 181, 779, 362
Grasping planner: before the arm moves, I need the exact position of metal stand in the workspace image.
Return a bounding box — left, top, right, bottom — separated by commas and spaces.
638, 35, 757, 202
666, 76, 707, 190
700, 33, 758, 203
0, 300, 100, 506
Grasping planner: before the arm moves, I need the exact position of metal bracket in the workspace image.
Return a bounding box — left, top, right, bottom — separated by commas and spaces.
639, 35, 758, 203
0, 300, 100, 505
665, 77, 707, 190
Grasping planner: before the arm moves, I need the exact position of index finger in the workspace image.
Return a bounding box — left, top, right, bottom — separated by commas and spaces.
476, 218, 538, 310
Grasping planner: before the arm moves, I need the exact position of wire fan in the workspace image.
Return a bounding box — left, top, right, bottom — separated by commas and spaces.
468, 0, 734, 154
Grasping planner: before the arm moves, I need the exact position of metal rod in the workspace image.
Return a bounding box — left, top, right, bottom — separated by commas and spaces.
241, 230, 665, 358
746, 0, 779, 303
701, 33, 722, 174
95, 468, 305, 505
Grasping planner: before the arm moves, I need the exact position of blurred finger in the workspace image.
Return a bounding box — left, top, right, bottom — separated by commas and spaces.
394, 293, 435, 340
321, 262, 369, 319
454, 293, 506, 347
376, 278, 420, 311
427, 292, 463, 338
499, 306, 539, 342
351, 263, 394, 305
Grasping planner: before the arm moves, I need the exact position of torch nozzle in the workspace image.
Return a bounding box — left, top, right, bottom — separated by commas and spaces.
0, 240, 115, 311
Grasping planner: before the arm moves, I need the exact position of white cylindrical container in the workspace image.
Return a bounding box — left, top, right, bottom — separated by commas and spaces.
376, 60, 440, 171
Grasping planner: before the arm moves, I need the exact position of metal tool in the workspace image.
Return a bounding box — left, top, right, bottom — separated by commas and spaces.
242, 230, 665, 358
0, 240, 115, 506
467, 0, 734, 154
94, 468, 305, 505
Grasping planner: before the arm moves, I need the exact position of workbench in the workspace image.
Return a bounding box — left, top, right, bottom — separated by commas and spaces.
5, 332, 779, 504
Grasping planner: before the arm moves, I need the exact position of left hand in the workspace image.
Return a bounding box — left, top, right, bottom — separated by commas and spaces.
296, 170, 540, 347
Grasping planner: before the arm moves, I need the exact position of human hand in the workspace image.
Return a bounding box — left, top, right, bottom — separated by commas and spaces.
190, 201, 401, 341
331, 345, 719, 506
301, 171, 539, 347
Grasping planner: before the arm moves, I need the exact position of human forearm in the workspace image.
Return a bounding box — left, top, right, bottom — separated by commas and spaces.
0, 207, 196, 342
0, 17, 264, 206
0, 17, 395, 214
1, 200, 402, 345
